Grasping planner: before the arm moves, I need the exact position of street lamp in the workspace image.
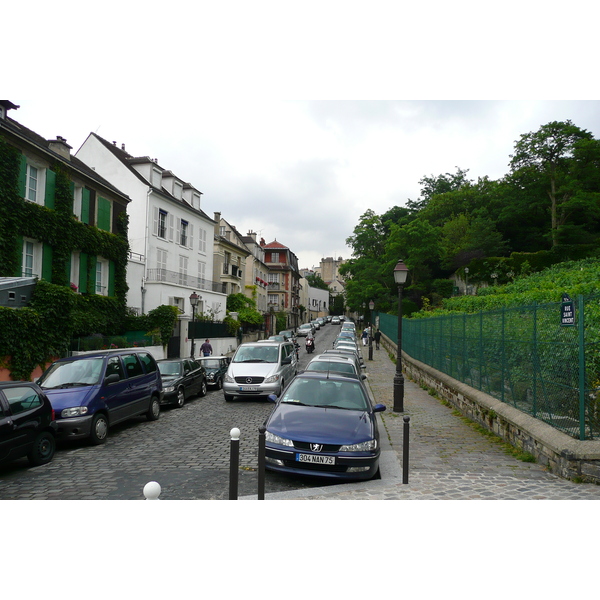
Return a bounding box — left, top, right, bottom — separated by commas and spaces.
368, 299, 374, 361
189, 291, 200, 358
464, 267, 469, 295
393, 260, 409, 412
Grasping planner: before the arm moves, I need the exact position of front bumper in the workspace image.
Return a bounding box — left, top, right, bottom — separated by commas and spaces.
265, 444, 380, 480
55, 414, 94, 440
223, 380, 282, 398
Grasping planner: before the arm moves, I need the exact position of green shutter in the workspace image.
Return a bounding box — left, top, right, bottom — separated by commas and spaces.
42, 244, 53, 281
79, 253, 88, 293
81, 188, 90, 224
97, 196, 111, 231
18, 155, 27, 198
108, 261, 115, 296
45, 169, 55, 209
14, 235, 23, 276
65, 254, 72, 286
89, 255, 98, 294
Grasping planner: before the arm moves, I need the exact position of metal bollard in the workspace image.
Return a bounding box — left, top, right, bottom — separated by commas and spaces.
258, 425, 266, 500
402, 415, 410, 484
143, 481, 161, 500
229, 427, 240, 500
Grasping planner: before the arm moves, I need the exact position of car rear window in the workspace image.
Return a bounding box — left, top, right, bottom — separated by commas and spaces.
3, 386, 43, 414
122, 354, 144, 378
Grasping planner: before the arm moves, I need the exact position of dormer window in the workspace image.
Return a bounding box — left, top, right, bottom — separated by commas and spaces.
152, 167, 162, 187
173, 180, 183, 199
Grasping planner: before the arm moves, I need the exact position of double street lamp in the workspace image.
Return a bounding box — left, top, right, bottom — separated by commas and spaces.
189, 291, 201, 358
393, 260, 409, 412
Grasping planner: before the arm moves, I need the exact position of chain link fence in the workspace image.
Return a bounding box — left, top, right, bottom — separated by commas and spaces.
375, 295, 600, 440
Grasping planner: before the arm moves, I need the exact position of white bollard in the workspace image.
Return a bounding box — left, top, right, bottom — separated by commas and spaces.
230, 427, 241, 440
143, 481, 161, 500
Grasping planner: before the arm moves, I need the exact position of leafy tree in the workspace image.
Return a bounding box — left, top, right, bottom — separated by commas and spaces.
407, 167, 472, 212
226, 292, 263, 328
509, 120, 595, 246
305, 273, 329, 290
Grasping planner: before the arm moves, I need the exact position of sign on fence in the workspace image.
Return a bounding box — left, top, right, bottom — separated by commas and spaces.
561, 293, 575, 327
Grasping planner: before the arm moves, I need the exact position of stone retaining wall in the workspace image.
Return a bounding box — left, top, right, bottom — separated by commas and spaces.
380, 334, 600, 484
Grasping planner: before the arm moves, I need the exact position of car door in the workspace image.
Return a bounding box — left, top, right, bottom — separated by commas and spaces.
120, 354, 151, 417
0, 385, 44, 460
101, 355, 133, 424
186, 359, 203, 396
0, 393, 16, 462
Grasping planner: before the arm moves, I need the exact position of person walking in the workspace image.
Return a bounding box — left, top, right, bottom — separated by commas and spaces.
200, 339, 213, 357
361, 328, 369, 347
374, 329, 381, 350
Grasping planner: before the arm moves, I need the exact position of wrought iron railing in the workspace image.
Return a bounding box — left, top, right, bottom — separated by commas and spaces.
145, 268, 226, 294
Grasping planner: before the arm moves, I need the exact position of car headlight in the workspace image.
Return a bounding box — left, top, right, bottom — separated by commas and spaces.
265, 430, 294, 447
61, 406, 88, 418
339, 439, 377, 452
164, 385, 175, 393
264, 374, 280, 384
224, 374, 235, 383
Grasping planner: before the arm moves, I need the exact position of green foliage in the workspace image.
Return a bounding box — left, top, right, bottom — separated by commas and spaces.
226, 292, 263, 327
146, 305, 179, 349
305, 273, 329, 290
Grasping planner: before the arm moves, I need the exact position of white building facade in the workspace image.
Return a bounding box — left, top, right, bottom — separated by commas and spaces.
75, 134, 227, 327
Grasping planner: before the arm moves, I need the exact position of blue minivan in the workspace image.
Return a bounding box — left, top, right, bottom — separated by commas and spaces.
37, 350, 163, 445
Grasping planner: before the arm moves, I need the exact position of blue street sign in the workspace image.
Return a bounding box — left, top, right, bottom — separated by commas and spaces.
561, 293, 575, 327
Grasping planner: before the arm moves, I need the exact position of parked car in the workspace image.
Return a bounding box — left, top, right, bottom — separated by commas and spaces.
157, 358, 207, 408
268, 335, 287, 342
311, 320, 321, 330
331, 316, 340, 325
197, 356, 230, 389
36, 349, 163, 445
278, 329, 296, 341
320, 349, 365, 372
296, 323, 314, 337
0, 381, 57, 467
305, 354, 366, 380
264, 372, 386, 480
223, 340, 298, 401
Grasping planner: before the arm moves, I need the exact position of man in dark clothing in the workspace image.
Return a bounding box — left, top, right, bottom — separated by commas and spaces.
200, 339, 213, 357
374, 329, 381, 350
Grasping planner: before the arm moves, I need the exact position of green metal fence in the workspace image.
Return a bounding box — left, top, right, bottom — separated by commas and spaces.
375, 295, 600, 440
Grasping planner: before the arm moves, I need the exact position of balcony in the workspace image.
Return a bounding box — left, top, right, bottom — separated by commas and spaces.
146, 268, 226, 294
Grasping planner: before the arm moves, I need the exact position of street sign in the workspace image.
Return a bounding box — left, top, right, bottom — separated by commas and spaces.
561, 293, 575, 327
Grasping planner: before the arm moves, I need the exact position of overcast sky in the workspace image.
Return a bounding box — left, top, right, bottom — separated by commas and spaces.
5, 2, 600, 272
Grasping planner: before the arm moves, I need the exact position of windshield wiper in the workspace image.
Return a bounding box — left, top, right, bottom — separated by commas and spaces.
238, 359, 268, 363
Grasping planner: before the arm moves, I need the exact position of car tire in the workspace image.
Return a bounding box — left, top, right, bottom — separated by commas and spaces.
147, 396, 161, 421
224, 393, 234, 402
27, 431, 56, 466
176, 387, 185, 408
90, 413, 109, 445
199, 379, 207, 397
216, 377, 223, 390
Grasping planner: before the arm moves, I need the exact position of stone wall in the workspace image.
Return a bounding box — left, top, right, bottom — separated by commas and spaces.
380, 334, 600, 484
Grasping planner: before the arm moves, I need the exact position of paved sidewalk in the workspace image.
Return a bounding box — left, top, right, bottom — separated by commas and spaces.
247, 340, 600, 500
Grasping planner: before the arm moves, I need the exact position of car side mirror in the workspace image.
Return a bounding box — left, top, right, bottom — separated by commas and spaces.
373, 403, 386, 413
267, 394, 278, 403
361, 374, 367, 380
282, 355, 292, 365
105, 373, 120, 385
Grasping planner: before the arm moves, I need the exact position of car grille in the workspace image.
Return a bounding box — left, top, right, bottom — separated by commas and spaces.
293, 441, 341, 452
234, 376, 265, 384
283, 460, 348, 473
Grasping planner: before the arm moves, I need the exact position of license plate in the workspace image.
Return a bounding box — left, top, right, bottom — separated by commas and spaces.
239, 386, 258, 391
296, 453, 335, 465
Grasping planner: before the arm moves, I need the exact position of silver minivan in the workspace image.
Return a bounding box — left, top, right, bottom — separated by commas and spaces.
223, 341, 298, 401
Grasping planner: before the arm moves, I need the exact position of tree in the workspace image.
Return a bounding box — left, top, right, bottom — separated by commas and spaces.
226, 293, 263, 328
407, 167, 471, 212
305, 273, 329, 290
509, 120, 594, 247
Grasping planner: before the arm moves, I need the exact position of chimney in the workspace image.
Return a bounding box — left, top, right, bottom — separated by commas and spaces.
121, 143, 126, 151
247, 230, 257, 242
0, 100, 19, 120
48, 136, 72, 160
213, 212, 221, 236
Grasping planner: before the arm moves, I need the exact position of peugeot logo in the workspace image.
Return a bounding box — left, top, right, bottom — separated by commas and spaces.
310, 444, 323, 452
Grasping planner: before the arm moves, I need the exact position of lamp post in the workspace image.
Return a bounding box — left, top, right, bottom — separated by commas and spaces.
189, 291, 200, 358
464, 267, 469, 295
368, 299, 374, 361
393, 260, 409, 412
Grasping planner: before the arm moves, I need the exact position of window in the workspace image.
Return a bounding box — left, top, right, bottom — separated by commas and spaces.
198, 228, 207, 253
138, 352, 157, 374
26, 164, 39, 203
173, 180, 183, 199
22, 238, 41, 277
106, 356, 125, 380
223, 252, 231, 274
122, 354, 144, 378
179, 255, 188, 285
158, 209, 167, 239
73, 185, 83, 219
198, 260, 206, 285
268, 294, 278, 305
271, 252, 279, 262
157, 248, 167, 281
268, 273, 280, 283
95, 257, 109, 295
152, 168, 162, 187
4, 386, 43, 414
170, 297, 185, 313
180, 219, 188, 247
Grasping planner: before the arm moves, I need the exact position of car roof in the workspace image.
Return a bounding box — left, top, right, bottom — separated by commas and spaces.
198, 355, 229, 360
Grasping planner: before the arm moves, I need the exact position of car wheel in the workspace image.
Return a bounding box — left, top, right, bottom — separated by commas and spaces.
27, 431, 56, 466
224, 393, 234, 402
199, 379, 207, 397
176, 387, 185, 408
90, 413, 109, 445
216, 377, 223, 390
147, 396, 161, 421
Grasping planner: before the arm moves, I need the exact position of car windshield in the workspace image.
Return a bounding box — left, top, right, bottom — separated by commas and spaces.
158, 362, 182, 376
280, 378, 368, 411
38, 357, 105, 388
233, 346, 279, 363
200, 359, 221, 369
306, 361, 356, 375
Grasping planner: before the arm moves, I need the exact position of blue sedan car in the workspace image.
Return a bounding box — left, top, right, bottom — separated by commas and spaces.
264, 372, 385, 480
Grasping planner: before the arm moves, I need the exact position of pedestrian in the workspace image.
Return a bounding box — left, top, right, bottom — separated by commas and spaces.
374, 329, 381, 350
200, 339, 213, 357
361, 328, 368, 346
